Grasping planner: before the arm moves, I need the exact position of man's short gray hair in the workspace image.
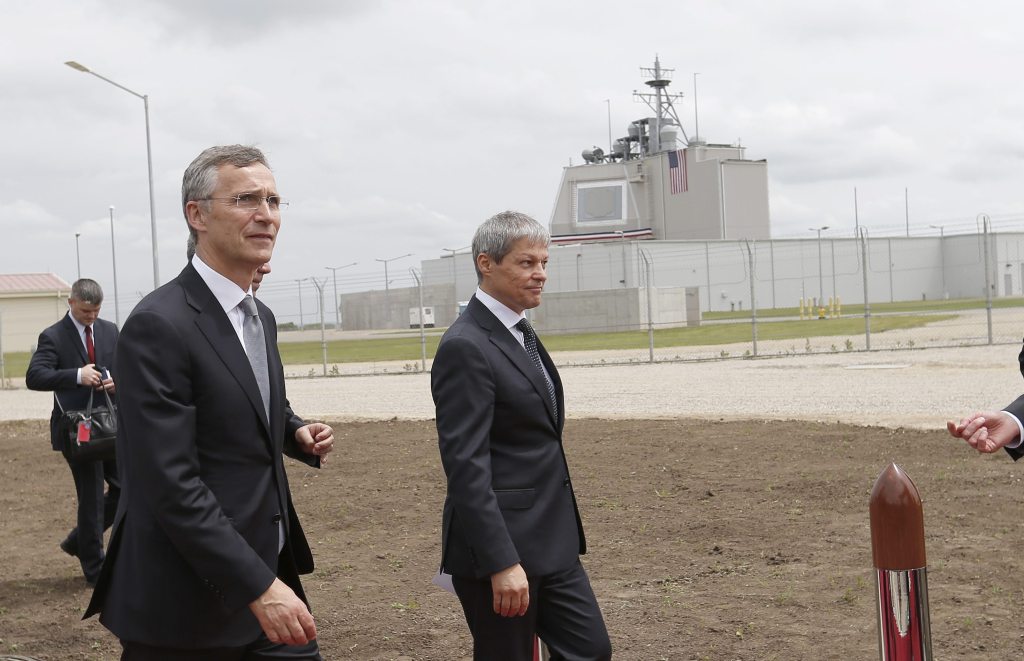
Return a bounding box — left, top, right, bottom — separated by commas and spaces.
181, 145, 270, 244
472, 210, 550, 281
70, 278, 103, 305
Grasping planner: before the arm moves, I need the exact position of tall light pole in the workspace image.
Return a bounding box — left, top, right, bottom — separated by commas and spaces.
109, 206, 121, 326
810, 225, 829, 305
65, 60, 159, 290
325, 262, 357, 330
375, 253, 413, 293
605, 99, 612, 155
75, 233, 81, 280
693, 72, 700, 141
929, 224, 946, 299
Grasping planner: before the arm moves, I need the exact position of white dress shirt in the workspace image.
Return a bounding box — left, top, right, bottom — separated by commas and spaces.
68, 313, 98, 385
475, 287, 554, 384
191, 255, 254, 355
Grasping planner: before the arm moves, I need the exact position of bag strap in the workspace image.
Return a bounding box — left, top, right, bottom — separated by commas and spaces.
99, 384, 115, 411
84, 388, 95, 417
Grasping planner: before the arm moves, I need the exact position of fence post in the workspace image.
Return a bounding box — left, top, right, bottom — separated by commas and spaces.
981, 214, 993, 345
310, 277, 328, 376
639, 250, 654, 363
860, 227, 871, 350
410, 268, 427, 372
744, 240, 758, 356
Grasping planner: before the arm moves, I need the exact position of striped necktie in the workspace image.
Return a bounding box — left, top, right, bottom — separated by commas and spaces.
515, 318, 557, 419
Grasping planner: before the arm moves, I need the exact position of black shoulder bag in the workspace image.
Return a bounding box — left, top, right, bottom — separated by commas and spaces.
58, 383, 117, 464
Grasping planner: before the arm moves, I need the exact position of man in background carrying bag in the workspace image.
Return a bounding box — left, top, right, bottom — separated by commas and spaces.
26, 278, 118, 587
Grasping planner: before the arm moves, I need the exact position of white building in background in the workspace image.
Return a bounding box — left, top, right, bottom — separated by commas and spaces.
0, 273, 71, 353
549, 56, 769, 243
340, 58, 1023, 333
418, 230, 1022, 327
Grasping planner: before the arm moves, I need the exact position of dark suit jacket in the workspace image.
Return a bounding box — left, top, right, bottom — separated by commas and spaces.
1005, 396, 1024, 461
26, 313, 118, 452
84, 264, 318, 648
431, 295, 585, 580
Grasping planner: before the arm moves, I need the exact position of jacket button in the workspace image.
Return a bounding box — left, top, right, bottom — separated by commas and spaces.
271, 514, 282, 523
563, 478, 570, 487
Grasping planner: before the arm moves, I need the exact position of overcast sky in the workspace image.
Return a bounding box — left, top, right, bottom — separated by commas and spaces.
4, 0, 1024, 324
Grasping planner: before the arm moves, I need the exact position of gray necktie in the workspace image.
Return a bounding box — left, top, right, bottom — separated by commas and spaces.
515, 318, 557, 419
239, 295, 270, 419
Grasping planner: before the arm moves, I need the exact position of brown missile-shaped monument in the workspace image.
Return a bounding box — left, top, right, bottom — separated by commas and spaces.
869, 462, 933, 661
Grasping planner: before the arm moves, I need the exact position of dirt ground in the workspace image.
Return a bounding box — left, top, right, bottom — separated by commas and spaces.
2, 417, 1024, 660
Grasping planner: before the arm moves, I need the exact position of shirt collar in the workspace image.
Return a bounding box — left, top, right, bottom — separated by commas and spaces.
191, 255, 253, 315
475, 287, 525, 331
67, 312, 89, 335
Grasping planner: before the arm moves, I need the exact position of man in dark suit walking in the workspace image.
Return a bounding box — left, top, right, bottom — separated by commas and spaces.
85, 145, 335, 660
26, 278, 119, 586
431, 211, 611, 660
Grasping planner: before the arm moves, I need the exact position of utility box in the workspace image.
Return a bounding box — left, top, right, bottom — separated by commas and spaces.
409, 306, 435, 328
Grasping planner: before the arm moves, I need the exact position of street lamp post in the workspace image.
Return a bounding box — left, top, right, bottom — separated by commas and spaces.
65, 61, 160, 290
809, 225, 830, 306
325, 263, 358, 330
375, 253, 413, 293
109, 206, 121, 326
75, 233, 81, 280
929, 225, 946, 299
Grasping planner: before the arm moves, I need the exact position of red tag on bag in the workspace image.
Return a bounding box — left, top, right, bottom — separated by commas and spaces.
77, 419, 92, 444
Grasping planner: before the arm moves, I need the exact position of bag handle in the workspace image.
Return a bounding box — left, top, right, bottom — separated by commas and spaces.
59, 366, 114, 417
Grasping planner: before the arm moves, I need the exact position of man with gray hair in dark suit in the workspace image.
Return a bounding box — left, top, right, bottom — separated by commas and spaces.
432, 210, 612, 660
86, 144, 334, 660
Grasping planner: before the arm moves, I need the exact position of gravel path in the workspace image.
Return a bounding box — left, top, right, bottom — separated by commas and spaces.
4, 343, 1021, 430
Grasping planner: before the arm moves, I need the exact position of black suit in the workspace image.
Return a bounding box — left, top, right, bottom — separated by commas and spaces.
431, 296, 610, 660
26, 313, 120, 583
84, 264, 319, 655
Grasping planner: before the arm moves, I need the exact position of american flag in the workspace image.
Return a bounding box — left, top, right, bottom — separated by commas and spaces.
668, 149, 688, 194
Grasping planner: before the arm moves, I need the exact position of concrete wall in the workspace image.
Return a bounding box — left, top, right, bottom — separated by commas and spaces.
417, 232, 1024, 319
340, 283, 455, 331
531, 286, 697, 334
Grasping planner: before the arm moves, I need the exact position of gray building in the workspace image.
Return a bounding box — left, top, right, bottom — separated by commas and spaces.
549, 57, 769, 244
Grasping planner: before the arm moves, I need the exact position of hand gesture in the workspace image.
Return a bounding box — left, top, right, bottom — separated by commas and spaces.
947, 410, 1020, 453
80, 364, 112, 390
295, 423, 334, 464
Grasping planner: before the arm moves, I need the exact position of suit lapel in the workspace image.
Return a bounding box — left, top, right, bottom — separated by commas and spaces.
180, 265, 273, 440
60, 314, 88, 365
468, 297, 559, 427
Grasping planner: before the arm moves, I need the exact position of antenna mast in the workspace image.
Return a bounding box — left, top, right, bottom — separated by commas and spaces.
633, 55, 689, 153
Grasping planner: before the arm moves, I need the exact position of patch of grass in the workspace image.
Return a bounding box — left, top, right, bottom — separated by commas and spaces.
704, 296, 1024, 321
0, 352, 30, 380
3, 312, 958, 372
